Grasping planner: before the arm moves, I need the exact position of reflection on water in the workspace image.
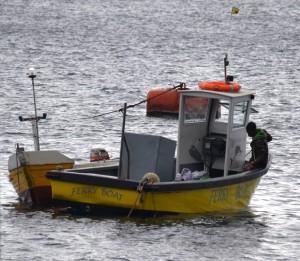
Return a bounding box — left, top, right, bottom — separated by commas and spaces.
2, 202, 270, 259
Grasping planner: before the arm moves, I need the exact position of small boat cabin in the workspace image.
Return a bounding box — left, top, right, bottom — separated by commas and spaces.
176, 89, 255, 177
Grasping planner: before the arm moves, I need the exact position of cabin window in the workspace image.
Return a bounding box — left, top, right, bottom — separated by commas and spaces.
215, 100, 229, 123
184, 97, 209, 123
233, 101, 249, 128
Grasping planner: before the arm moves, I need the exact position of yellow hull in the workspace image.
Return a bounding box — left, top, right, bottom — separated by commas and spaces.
9, 163, 74, 206
8, 150, 74, 206
50, 177, 261, 214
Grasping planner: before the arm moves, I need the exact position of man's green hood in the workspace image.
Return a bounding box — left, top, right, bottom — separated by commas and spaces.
252, 129, 265, 142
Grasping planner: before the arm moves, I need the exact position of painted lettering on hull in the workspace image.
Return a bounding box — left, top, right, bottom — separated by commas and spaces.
101, 188, 124, 201
235, 184, 250, 200
209, 188, 229, 205
70, 186, 124, 201
208, 183, 252, 205
71, 186, 98, 196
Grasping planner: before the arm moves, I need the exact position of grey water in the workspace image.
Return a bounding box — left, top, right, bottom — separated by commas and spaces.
1, 0, 299, 260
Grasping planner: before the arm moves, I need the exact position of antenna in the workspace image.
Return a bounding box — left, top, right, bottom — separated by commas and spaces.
224, 7, 240, 83
224, 54, 229, 82
224, 54, 234, 83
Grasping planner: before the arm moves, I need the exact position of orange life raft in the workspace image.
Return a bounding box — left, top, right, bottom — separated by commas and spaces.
198, 81, 241, 92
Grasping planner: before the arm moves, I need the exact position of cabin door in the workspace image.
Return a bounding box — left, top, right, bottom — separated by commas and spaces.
176, 95, 210, 174
224, 98, 252, 175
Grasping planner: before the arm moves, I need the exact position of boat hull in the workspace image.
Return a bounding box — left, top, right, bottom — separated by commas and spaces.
9, 163, 74, 206
8, 150, 74, 207
47, 167, 268, 216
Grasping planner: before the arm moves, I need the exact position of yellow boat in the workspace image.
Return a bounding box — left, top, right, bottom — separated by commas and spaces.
7, 68, 115, 207
48, 164, 269, 215
6, 68, 75, 207
47, 56, 272, 216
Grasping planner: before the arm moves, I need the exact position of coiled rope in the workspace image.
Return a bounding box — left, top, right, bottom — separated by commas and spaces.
127, 173, 160, 217
127, 177, 150, 218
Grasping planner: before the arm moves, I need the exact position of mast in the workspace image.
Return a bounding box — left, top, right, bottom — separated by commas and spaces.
18, 68, 47, 151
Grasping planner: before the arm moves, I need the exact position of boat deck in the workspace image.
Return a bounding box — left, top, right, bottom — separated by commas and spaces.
73, 158, 119, 169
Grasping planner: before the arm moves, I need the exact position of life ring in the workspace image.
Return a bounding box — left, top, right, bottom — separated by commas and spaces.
198, 81, 241, 92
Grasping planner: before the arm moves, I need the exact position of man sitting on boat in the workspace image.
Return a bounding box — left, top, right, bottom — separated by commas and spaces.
244, 122, 272, 170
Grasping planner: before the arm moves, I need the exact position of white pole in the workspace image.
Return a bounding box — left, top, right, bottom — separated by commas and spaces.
28, 68, 40, 151
31, 119, 39, 151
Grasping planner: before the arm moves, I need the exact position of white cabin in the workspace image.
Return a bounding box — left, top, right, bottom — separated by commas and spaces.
177, 89, 254, 177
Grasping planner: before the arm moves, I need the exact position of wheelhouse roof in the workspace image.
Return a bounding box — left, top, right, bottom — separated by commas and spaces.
179, 89, 255, 100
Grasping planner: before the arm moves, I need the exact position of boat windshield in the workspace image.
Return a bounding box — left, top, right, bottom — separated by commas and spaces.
233, 101, 249, 128
214, 100, 249, 128
184, 97, 209, 123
